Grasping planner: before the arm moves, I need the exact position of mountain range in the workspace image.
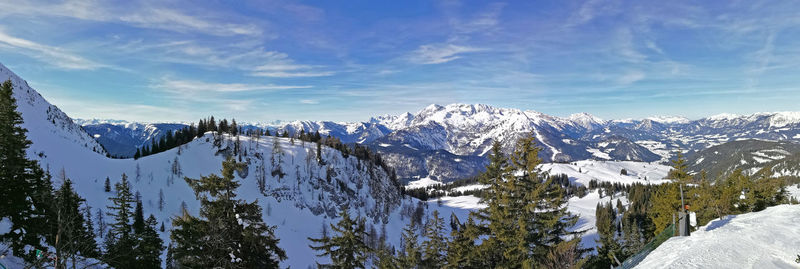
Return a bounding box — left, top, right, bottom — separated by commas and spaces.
79, 104, 800, 183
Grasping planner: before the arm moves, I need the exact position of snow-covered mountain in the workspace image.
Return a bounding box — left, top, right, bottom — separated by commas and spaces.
0, 63, 107, 159
76, 120, 188, 157
687, 139, 800, 179
78, 101, 800, 184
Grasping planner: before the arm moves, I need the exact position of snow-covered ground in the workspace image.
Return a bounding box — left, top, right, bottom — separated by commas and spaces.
541, 160, 672, 187
568, 190, 628, 252
406, 176, 443, 189
636, 204, 800, 268
787, 184, 800, 201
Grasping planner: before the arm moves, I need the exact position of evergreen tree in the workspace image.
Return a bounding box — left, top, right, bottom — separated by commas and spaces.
0, 80, 52, 261
104, 177, 111, 192
445, 216, 481, 268
50, 179, 99, 268
649, 153, 692, 234
105, 174, 137, 268
171, 158, 285, 268
133, 200, 145, 234
135, 215, 164, 268
471, 136, 584, 268
308, 207, 371, 268
397, 220, 422, 269
593, 201, 622, 268
421, 210, 447, 268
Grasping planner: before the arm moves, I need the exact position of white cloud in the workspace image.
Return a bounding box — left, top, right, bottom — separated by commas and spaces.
299, 99, 319, 104
408, 44, 483, 64
0, 0, 262, 37
0, 28, 105, 70
154, 78, 311, 94
617, 70, 645, 85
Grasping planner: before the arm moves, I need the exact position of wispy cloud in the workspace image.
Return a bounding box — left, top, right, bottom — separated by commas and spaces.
154, 78, 311, 94
617, 70, 645, 85
116, 40, 333, 78
299, 99, 319, 104
0, 0, 262, 37
0, 28, 105, 70
408, 43, 483, 64
250, 63, 334, 78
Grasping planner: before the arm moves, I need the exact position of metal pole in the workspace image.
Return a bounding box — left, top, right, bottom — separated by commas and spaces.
679, 184, 685, 212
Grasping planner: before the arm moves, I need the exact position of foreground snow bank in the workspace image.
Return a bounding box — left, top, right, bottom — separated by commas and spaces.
637, 204, 800, 269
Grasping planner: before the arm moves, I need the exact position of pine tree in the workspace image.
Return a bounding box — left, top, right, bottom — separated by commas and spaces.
445, 215, 481, 268
472, 141, 510, 266
133, 200, 145, 234
649, 153, 692, 234
471, 136, 584, 268
104, 177, 111, 192
594, 201, 622, 268
135, 215, 164, 268
308, 207, 371, 268
105, 173, 137, 268
0, 80, 52, 261
50, 179, 99, 268
421, 210, 447, 268
397, 219, 422, 268
171, 158, 285, 268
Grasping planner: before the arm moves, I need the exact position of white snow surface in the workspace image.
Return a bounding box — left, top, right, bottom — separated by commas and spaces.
636, 204, 800, 269
541, 160, 672, 187
406, 176, 442, 189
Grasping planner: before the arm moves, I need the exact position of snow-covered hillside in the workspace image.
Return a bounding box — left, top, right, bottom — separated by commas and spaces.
0, 62, 416, 268
541, 160, 671, 186
0, 63, 107, 157
636, 204, 800, 268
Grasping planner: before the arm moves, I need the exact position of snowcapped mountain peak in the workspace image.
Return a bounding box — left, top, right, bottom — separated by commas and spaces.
567, 112, 606, 129
767, 111, 800, 128
706, 113, 740, 121
644, 115, 690, 124
369, 112, 415, 130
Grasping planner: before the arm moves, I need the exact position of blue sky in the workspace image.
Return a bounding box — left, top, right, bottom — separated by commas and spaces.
1, 0, 799, 123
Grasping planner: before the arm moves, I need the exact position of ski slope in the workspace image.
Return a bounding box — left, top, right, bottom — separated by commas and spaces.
636, 204, 800, 268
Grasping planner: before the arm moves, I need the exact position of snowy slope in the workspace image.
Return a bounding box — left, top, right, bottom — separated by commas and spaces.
0, 63, 107, 158
540, 160, 672, 187
0, 63, 415, 268
636, 204, 800, 269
